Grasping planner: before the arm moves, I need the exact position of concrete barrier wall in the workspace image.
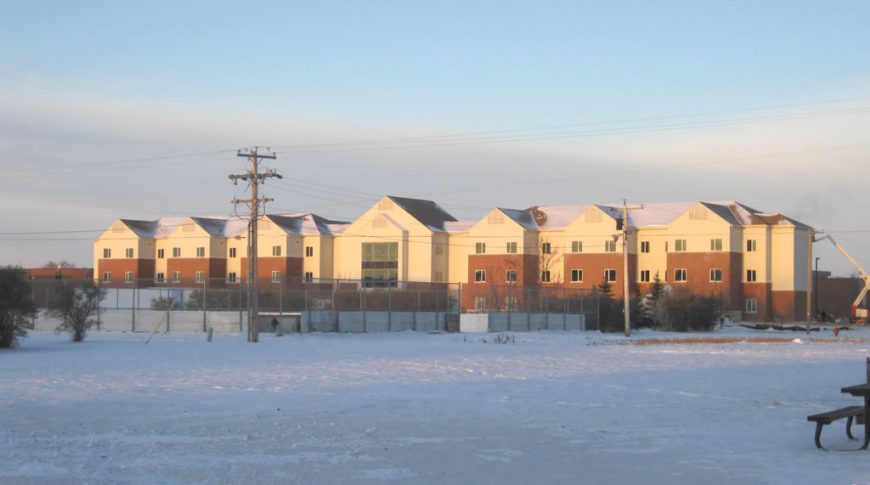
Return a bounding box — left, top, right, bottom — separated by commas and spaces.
34, 309, 247, 333
460, 314, 489, 333
462, 313, 586, 333
35, 309, 582, 334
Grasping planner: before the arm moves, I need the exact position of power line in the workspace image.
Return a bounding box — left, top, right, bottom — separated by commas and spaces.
268, 95, 870, 152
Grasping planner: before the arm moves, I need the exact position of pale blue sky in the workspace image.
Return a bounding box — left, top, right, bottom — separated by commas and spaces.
1, 1, 869, 273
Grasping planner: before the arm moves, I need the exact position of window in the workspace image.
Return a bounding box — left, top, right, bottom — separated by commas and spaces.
227, 272, 237, 283
475, 242, 486, 254
125, 248, 134, 258
640, 241, 650, 253
747, 239, 757, 252
196, 247, 205, 258
103, 248, 111, 259
124, 271, 133, 283
571, 240, 582, 253
229, 247, 237, 258
171, 271, 181, 282
156, 272, 165, 283
195, 271, 205, 283
541, 270, 551, 283
746, 298, 758, 313
640, 270, 650, 282
157, 248, 165, 259
746, 269, 757, 282
272, 271, 281, 283
172, 247, 181, 258
505, 269, 517, 283
474, 270, 486, 283
102, 272, 111, 283
434, 271, 443, 282
361, 242, 398, 287
305, 246, 314, 257
504, 297, 517, 311
571, 269, 583, 283
434, 244, 444, 255
304, 271, 314, 282
272, 245, 281, 257
674, 268, 687, 282
604, 240, 617, 253
675, 239, 687, 252
474, 296, 487, 312
710, 268, 723, 282
604, 269, 617, 282
541, 242, 551, 254
506, 241, 517, 254
710, 239, 723, 252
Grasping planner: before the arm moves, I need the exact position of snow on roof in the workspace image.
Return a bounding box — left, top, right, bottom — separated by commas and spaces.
498, 208, 539, 231
444, 220, 476, 233
268, 213, 350, 236
529, 205, 589, 230
155, 217, 188, 238
617, 202, 695, 228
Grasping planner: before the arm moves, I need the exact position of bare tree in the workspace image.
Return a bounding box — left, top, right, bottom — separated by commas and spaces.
42, 260, 76, 269
48, 282, 105, 342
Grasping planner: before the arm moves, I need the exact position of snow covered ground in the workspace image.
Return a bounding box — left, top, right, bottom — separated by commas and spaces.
3, 328, 870, 484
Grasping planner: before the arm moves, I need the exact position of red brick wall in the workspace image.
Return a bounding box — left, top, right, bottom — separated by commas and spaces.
166, 258, 226, 286
561, 253, 636, 299
463, 254, 537, 310
742, 282, 771, 322
240, 257, 304, 284
666, 252, 742, 308
772, 290, 807, 323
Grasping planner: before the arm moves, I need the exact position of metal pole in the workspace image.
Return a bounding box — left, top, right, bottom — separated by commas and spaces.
622, 198, 631, 337
814, 257, 820, 321
806, 230, 813, 334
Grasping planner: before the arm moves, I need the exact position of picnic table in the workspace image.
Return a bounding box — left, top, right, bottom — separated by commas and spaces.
841, 383, 870, 450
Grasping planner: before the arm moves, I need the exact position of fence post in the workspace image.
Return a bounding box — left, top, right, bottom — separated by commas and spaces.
279, 276, 284, 316
202, 278, 207, 332
165, 280, 171, 333
563, 287, 568, 331
414, 288, 420, 331
131, 283, 137, 332
238, 279, 243, 332
387, 285, 392, 332
362, 286, 367, 333
96, 280, 102, 331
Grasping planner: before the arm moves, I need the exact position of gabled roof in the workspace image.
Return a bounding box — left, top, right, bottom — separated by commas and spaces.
268, 213, 351, 236
444, 220, 476, 233
498, 208, 538, 231
387, 195, 457, 232
190, 217, 228, 237
526, 205, 589, 230
119, 219, 158, 238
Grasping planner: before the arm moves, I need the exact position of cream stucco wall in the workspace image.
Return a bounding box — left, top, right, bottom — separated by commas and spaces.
666, 203, 735, 254
742, 226, 771, 283
561, 206, 622, 255
636, 227, 668, 283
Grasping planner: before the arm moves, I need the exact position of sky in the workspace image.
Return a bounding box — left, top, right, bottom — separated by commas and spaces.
1, 0, 869, 276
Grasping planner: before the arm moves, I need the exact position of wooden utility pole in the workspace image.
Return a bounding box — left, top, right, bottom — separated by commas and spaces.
230, 147, 281, 343
621, 199, 643, 337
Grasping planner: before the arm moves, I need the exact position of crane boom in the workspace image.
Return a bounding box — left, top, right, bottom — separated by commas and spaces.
818, 234, 870, 321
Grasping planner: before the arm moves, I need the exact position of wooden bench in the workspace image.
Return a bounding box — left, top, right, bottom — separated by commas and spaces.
807, 406, 865, 449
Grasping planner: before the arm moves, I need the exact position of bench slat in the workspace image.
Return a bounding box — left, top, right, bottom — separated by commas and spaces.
807, 405, 864, 424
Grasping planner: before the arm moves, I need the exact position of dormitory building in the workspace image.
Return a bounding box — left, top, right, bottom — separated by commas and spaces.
94, 196, 813, 322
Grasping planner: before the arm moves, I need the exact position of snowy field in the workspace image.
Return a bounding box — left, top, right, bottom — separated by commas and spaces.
3, 328, 870, 485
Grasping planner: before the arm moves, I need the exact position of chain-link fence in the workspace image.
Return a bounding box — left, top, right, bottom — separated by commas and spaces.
29, 276, 598, 333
